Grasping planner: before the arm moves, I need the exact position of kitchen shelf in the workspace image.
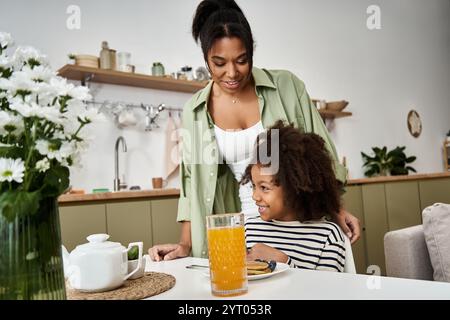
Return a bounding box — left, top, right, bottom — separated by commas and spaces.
57, 65, 352, 119
311, 99, 352, 120
57, 64, 208, 94
318, 109, 352, 119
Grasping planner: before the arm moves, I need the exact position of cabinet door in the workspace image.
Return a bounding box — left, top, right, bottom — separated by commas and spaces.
342, 185, 367, 274
385, 181, 421, 231
362, 183, 388, 275
419, 178, 450, 211
59, 204, 107, 251
106, 200, 152, 252
151, 198, 181, 245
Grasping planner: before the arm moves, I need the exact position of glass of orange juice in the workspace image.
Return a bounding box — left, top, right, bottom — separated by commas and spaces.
206, 213, 248, 297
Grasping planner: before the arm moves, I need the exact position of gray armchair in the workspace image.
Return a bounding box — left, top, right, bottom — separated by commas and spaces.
384, 225, 433, 280
384, 203, 450, 282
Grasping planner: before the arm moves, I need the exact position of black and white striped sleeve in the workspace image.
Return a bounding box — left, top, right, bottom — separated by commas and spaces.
315, 233, 346, 272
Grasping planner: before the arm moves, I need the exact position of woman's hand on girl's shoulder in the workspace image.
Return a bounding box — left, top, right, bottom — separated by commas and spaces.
333, 209, 361, 244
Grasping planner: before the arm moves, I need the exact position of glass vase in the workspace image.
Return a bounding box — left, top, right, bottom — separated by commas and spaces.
0, 196, 66, 299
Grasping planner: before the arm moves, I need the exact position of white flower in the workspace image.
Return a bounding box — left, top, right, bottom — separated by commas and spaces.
0, 52, 12, 69
35, 158, 50, 173
0, 157, 25, 183
47, 77, 74, 97
0, 110, 24, 136
35, 140, 74, 162
9, 98, 41, 118
40, 105, 64, 124
0, 32, 13, 49
12, 46, 48, 69
0, 70, 36, 95
78, 108, 105, 123
9, 97, 64, 123
68, 85, 91, 101
21, 65, 55, 83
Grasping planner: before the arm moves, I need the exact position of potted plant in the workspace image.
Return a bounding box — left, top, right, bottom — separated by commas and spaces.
0, 31, 103, 299
361, 146, 417, 177
67, 53, 76, 65
127, 244, 146, 279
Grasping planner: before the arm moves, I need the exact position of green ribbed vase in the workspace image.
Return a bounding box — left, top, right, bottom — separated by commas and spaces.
0, 197, 66, 300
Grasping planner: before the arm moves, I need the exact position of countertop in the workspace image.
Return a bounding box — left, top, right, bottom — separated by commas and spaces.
58, 172, 450, 204
58, 188, 180, 204
347, 171, 450, 185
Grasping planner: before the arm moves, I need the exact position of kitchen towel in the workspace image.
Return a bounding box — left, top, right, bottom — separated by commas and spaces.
164, 115, 181, 179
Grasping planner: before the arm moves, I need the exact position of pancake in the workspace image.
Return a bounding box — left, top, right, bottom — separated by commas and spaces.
246, 260, 277, 275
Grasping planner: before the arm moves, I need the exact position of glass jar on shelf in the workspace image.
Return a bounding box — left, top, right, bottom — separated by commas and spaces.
117, 52, 131, 72
99, 41, 111, 69
152, 62, 165, 76
180, 65, 193, 80
109, 49, 117, 70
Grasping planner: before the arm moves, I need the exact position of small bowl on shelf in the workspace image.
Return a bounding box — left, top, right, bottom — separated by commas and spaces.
325, 100, 349, 112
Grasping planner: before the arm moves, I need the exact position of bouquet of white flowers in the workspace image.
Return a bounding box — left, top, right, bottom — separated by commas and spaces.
0, 31, 103, 299
0, 32, 102, 215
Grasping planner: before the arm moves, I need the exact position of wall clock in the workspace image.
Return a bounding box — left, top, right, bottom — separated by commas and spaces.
407, 110, 422, 138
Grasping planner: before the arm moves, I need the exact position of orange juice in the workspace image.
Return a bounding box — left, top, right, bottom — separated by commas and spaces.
207, 224, 248, 297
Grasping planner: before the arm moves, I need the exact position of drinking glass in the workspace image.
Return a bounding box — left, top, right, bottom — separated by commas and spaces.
206, 213, 248, 297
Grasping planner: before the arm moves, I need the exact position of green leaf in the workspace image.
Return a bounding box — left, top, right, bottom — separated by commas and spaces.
0, 190, 41, 222
0, 146, 23, 158
128, 245, 139, 260
40, 166, 70, 197
406, 156, 416, 163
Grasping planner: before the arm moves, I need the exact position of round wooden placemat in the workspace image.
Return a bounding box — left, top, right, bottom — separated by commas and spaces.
66, 272, 175, 300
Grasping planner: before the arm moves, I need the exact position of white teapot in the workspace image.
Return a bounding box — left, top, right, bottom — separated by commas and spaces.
62, 233, 143, 292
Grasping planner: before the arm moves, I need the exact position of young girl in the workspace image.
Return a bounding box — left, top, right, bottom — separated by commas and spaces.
241, 120, 346, 272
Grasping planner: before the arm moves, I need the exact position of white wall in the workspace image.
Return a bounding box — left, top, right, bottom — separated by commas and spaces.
1, 0, 449, 192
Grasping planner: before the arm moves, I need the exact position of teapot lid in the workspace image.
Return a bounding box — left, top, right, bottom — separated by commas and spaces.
75, 233, 122, 252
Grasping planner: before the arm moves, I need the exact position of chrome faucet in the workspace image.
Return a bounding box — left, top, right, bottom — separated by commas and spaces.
113, 136, 127, 191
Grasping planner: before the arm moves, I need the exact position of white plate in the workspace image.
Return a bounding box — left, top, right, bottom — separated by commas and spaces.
203, 262, 290, 281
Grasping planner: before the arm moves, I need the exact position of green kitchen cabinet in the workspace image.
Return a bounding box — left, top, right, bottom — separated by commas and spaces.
419, 178, 450, 211
342, 185, 368, 274
361, 183, 389, 275
385, 181, 421, 231
150, 198, 182, 246
59, 203, 107, 251
106, 200, 152, 252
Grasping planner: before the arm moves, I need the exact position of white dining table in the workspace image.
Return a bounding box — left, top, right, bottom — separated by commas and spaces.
144, 256, 450, 300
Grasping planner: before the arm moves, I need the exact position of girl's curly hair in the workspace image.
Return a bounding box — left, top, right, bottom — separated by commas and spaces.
241, 120, 341, 221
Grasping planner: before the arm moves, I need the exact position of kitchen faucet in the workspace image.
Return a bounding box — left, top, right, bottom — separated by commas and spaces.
114, 136, 127, 191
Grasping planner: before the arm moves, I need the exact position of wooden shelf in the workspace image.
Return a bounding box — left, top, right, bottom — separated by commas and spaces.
57, 64, 208, 94
57, 65, 352, 119
318, 109, 352, 119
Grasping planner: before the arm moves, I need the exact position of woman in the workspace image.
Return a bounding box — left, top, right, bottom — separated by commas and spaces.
149, 0, 360, 261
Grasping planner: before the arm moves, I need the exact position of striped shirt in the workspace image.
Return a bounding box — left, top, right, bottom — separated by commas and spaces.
245, 216, 346, 272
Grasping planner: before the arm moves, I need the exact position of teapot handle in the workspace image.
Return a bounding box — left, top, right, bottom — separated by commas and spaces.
124, 242, 143, 280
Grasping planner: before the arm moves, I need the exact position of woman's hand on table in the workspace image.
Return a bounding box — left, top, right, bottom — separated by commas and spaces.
333, 209, 361, 244
148, 243, 190, 261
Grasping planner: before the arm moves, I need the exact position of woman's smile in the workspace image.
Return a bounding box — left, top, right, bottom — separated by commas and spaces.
222, 79, 241, 90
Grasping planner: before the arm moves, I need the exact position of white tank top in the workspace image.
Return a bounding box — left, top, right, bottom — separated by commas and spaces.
213, 121, 264, 217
